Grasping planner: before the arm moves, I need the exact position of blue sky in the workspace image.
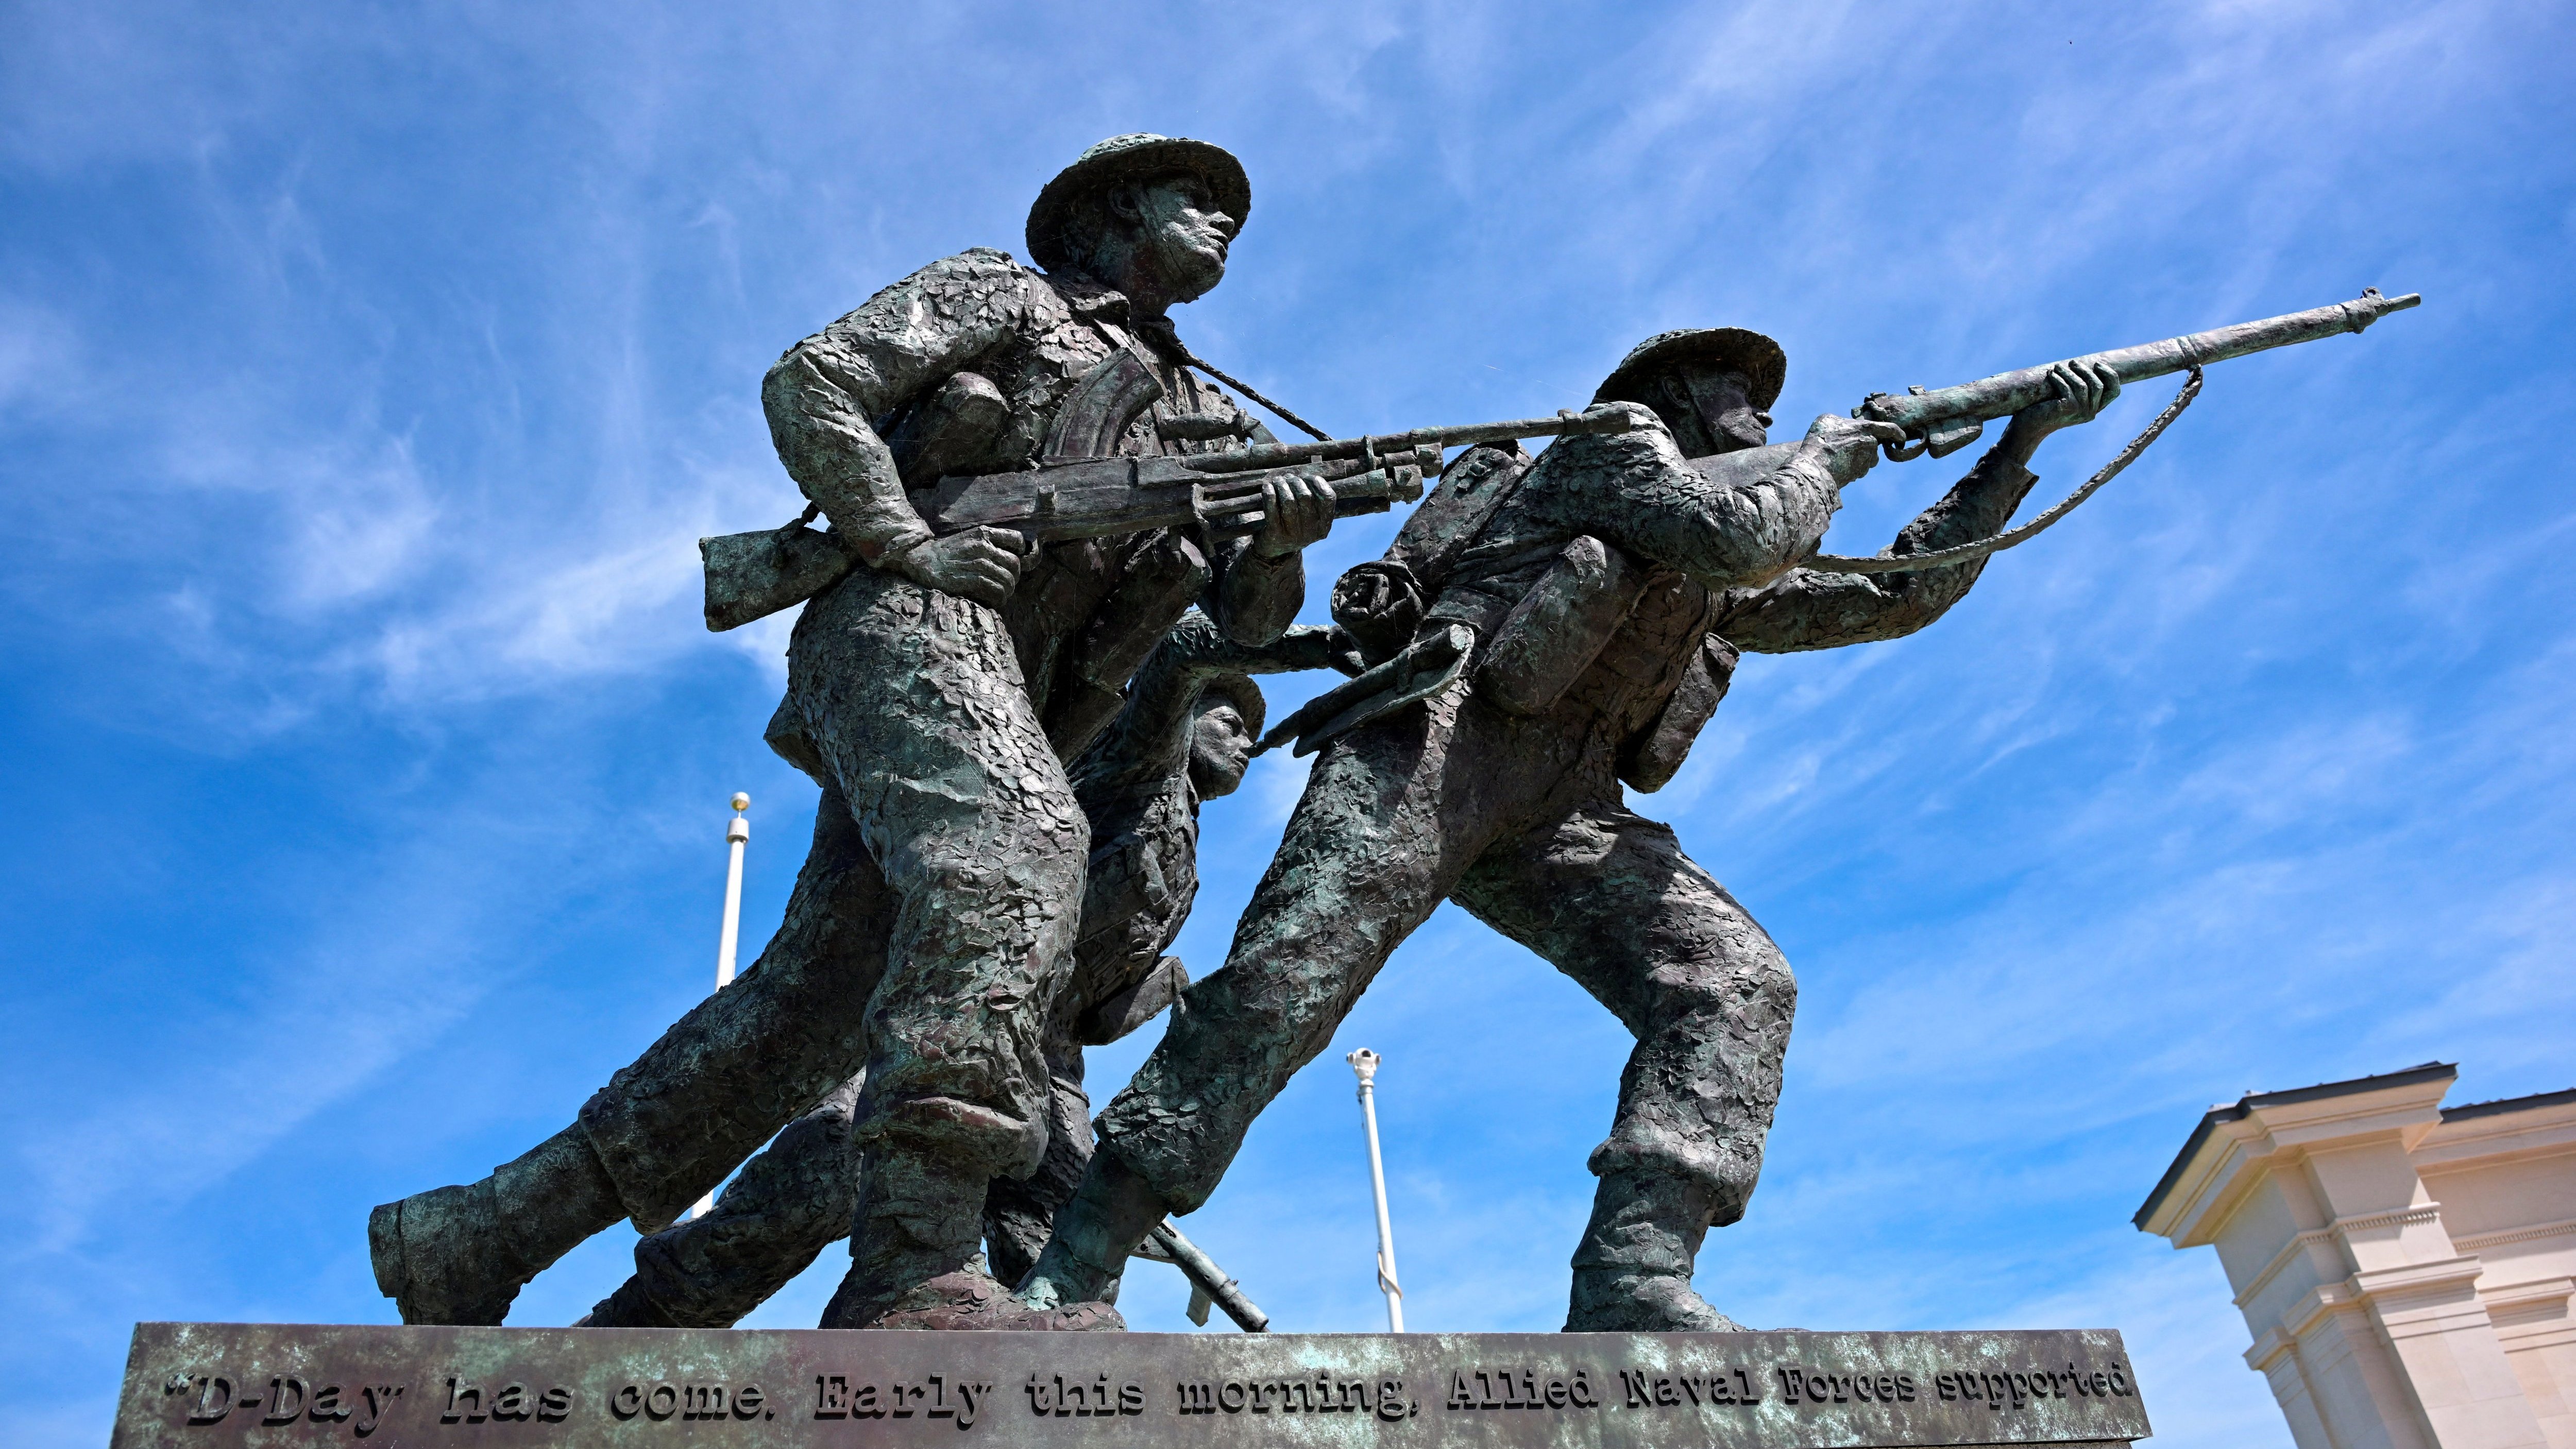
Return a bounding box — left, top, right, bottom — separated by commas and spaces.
4, 2, 2570, 1443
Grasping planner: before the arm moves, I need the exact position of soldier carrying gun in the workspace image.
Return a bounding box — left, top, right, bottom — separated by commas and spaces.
1012, 289, 2417, 1334
369, 132, 1355, 1332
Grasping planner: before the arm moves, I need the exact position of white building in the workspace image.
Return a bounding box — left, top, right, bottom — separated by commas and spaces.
2136, 1063, 2574, 1449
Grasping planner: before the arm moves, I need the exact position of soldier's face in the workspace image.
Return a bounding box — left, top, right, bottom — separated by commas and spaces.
1188, 700, 1255, 798
1669, 365, 1771, 455
1128, 177, 1235, 302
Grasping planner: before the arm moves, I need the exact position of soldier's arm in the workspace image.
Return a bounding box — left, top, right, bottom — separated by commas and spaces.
1080, 613, 1339, 798
1713, 447, 2041, 653
1196, 414, 1348, 645
1717, 360, 2120, 653
1206, 534, 1304, 646
1533, 408, 1892, 593
760, 248, 1033, 588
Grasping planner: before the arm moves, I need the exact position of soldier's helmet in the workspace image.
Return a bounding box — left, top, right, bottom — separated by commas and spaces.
1593, 328, 1788, 413
1025, 133, 1251, 275
1195, 670, 1266, 744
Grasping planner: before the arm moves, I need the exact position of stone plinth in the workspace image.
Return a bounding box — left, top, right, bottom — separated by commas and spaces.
112, 1321, 2150, 1448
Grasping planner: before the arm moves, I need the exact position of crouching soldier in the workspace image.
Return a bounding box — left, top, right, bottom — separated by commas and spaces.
579, 616, 1329, 1328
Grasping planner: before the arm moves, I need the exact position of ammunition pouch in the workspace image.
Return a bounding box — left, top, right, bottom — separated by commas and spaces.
1616, 634, 1738, 793
1476, 536, 1649, 718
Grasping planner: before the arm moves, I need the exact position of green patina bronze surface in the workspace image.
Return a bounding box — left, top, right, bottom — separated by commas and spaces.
117, 1322, 2149, 1448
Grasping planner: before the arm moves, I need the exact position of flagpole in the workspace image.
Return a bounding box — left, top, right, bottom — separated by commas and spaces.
691, 792, 751, 1221
1347, 1048, 1403, 1332
717, 792, 749, 989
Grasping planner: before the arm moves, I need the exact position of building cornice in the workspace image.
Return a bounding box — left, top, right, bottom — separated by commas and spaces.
2136, 1063, 2456, 1241
2451, 1216, 2576, 1253
2232, 1205, 2446, 1310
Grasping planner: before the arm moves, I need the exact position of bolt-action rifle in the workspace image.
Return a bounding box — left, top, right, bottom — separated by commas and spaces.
1855, 286, 2421, 462
700, 408, 1644, 632
1672, 286, 2422, 576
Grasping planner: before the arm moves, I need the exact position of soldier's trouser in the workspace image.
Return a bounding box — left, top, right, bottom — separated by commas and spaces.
1449, 805, 1792, 1225
591, 1066, 1098, 1327
783, 570, 1088, 1182
576, 786, 894, 1233
588, 1078, 868, 1327
1094, 689, 1793, 1219
580, 570, 1087, 1231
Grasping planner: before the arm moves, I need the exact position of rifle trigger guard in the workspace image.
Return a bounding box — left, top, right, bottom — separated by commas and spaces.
1882, 434, 1929, 463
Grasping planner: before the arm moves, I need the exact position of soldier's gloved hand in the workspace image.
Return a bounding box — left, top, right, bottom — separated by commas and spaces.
884, 525, 1025, 607
1583, 400, 1662, 432
1252, 472, 1336, 559
2007, 361, 2123, 439
1803, 414, 1908, 485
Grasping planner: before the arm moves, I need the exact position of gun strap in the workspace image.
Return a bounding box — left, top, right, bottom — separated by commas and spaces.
1807, 367, 2201, 575
1137, 317, 1331, 443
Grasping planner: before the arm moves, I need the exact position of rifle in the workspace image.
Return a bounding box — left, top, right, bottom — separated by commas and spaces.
1854, 286, 2420, 461
701, 408, 1645, 632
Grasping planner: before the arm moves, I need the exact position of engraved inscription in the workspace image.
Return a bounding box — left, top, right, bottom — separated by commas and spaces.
117, 1322, 2151, 1447
1445, 1368, 1605, 1411
1933, 1361, 2136, 1410
444, 1376, 577, 1424
1772, 1368, 1917, 1405
1026, 1374, 1141, 1418
613, 1380, 774, 1423
1176, 1376, 1416, 1421
810, 1374, 990, 1429
164, 1370, 405, 1435
1614, 1367, 1754, 1410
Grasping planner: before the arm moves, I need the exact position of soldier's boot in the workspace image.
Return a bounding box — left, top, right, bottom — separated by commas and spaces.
1563, 1166, 1749, 1333
368, 1125, 625, 1325
821, 1148, 1121, 1331
1013, 1151, 1166, 1314
578, 1280, 674, 1328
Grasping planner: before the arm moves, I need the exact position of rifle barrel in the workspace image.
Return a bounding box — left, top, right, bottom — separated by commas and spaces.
1184, 409, 1642, 474
1857, 288, 2419, 438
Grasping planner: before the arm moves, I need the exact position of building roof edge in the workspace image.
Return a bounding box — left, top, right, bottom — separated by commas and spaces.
2439, 1085, 2576, 1123
2133, 1062, 2457, 1232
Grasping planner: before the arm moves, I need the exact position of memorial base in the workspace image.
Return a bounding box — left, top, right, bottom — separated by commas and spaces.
113, 1321, 2151, 1448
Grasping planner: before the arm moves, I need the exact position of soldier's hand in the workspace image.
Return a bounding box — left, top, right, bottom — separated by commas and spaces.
2010, 361, 2123, 436
1252, 472, 1336, 559
886, 526, 1025, 607
1802, 414, 1908, 484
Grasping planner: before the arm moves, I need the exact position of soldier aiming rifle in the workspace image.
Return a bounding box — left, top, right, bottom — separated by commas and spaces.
1013, 288, 2417, 1334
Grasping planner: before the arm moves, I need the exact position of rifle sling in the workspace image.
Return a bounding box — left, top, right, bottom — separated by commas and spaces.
1808, 367, 2201, 575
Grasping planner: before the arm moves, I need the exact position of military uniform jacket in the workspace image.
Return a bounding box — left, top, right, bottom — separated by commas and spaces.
761, 247, 1302, 751
1360, 420, 1843, 789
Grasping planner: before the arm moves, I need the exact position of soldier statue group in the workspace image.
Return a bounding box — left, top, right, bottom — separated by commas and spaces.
367, 133, 2414, 1336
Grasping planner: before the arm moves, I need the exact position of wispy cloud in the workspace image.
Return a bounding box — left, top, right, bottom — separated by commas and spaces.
4, 3, 2570, 1446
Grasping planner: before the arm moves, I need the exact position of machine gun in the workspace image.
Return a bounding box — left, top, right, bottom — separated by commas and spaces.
1855, 286, 2420, 461
701, 407, 1646, 632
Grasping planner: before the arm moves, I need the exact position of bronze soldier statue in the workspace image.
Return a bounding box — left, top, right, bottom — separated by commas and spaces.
579, 617, 1328, 1328
368, 134, 1342, 1331
1013, 328, 2120, 1333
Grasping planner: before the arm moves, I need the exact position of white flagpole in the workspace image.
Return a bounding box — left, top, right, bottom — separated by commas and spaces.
717, 792, 750, 990
691, 792, 751, 1221
1347, 1048, 1404, 1332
